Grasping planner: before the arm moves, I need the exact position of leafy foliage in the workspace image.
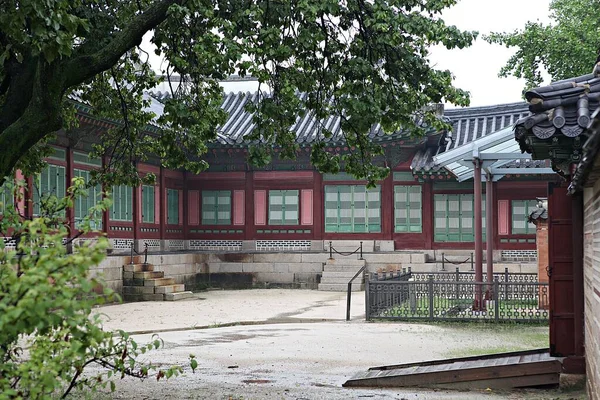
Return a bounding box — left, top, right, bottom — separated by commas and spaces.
0, 179, 189, 399
485, 0, 600, 90
0, 0, 476, 187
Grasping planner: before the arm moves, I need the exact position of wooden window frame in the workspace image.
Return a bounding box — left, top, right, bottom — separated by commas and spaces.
268, 189, 299, 225
202, 190, 232, 225
394, 185, 422, 233
324, 185, 381, 233
141, 185, 155, 224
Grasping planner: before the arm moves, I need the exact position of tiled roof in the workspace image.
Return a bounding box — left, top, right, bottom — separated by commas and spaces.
514, 64, 600, 174
216, 91, 419, 146
569, 107, 600, 193
443, 102, 530, 151
515, 67, 600, 143
411, 102, 531, 174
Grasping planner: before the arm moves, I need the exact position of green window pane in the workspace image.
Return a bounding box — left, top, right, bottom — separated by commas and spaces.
434, 193, 486, 242
512, 200, 537, 234
323, 185, 381, 233
394, 185, 422, 233
142, 185, 155, 223
73, 169, 102, 230
33, 165, 66, 216
202, 190, 231, 225
0, 182, 9, 215
167, 189, 179, 225
269, 190, 299, 225
110, 185, 132, 221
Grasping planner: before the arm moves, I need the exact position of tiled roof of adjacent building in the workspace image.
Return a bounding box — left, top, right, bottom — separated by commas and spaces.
444, 102, 530, 151
514, 63, 600, 175
515, 66, 600, 144
216, 91, 431, 146
411, 102, 531, 175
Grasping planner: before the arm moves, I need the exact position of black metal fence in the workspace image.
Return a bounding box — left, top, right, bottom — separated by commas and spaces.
366, 270, 549, 323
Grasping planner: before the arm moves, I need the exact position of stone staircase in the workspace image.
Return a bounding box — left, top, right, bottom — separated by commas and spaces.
122, 262, 194, 301
318, 258, 366, 292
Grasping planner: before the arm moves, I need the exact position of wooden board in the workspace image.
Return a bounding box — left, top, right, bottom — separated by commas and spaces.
343, 349, 561, 390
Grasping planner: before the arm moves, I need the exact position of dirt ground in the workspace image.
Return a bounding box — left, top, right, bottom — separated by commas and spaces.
83, 290, 587, 400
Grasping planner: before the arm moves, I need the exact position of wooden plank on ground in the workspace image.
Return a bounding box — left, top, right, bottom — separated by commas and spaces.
343, 360, 561, 388
367, 348, 549, 371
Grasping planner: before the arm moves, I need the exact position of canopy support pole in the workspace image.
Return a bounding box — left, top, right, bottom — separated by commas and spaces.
486, 173, 494, 300
473, 158, 483, 310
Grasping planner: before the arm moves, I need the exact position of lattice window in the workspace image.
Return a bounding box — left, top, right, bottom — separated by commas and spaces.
202, 190, 231, 225
142, 185, 155, 223
511, 200, 537, 234
73, 169, 102, 230
0, 181, 10, 215
268, 190, 299, 225
73, 151, 101, 167
324, 185, 381, 233
394, 185, 422, 233
33, 164, 66, 216
110, 185, 133, 221
167, 189, 179, 225
434, 194, 486, 242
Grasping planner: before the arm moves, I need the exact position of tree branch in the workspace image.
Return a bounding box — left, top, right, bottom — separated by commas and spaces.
65, 0, 180, 88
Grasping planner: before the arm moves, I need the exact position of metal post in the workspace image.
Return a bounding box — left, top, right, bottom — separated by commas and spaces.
470, 253, 474, 271
365, 274, 370, 321
359, 241, 363, 260
473, 158, 483, 310
346, 282, 352, 321
129, 243, 134, 265
504, 267, 509, 301
455, 267, 460, 302
329, 241, 333, 259
494, 276, 500, 322
428, 274, 434, 322
486, 174, 494, 299
441, 252, 445, 271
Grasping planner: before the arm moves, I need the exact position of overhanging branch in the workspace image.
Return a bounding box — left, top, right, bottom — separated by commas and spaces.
64, 0, 180, 88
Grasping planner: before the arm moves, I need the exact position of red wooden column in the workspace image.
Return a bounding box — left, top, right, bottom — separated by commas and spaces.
313, 172, 323, 240
381, 173, 393, 239
473, 158, 483, 309
244, 171, 255, 240
65, 148, 75, 237
132, 163, 139, 247
159, 166, 166, 241
486, 174, 494, 288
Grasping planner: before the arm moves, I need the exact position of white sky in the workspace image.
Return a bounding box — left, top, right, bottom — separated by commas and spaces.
429, 0, 552, 107
144, 0, 553, 107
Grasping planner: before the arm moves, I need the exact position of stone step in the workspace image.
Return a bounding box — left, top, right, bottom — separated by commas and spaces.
144, 277, 176, 287
318, 283, 364, 292
123, 278, 145, 286
123, 293, 165, 302
320, 277, 365, 285
165, 291, 195, 301
123, 263, 154, 272
325, 258, 366, 266
133, 271, 164, 280
322, 265, 368, 272
154, 284, 186, 294
123, 286, 156, 295
321, 271, 366, 279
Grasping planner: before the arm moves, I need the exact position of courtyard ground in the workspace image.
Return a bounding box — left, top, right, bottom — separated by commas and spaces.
88, 290, 586, 399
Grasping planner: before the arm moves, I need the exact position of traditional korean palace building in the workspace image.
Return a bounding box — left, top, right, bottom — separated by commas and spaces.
1, 93, 559, 256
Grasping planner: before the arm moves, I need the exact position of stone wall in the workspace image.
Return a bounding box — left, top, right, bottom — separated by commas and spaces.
583, 182, 600, 399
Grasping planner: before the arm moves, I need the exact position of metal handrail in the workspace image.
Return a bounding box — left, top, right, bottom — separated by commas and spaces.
441, 252, 474, 271
129, 242, 148, 265
346, 265, 367, 321
329, 241, 363, 260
